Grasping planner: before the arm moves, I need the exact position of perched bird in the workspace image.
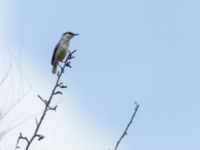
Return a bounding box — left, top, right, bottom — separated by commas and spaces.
51, 32, 79, 74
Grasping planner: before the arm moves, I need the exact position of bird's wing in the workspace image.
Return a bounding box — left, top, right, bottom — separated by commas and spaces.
51, 43, 59, 65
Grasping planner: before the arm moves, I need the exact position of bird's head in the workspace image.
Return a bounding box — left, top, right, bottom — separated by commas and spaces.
62, 32, 79, 40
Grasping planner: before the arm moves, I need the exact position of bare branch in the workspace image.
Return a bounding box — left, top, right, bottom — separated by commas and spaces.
53, 91, 62, 95
37, 95, 47, 104
15, 133, 29, 149
57, 82, 63, 86
114, 102, 139, 150
35, 134, 45, 141
35, 118, 39, 126
47, 105, 57, 111
15, 50, 76, 150
57, 82, 68, 89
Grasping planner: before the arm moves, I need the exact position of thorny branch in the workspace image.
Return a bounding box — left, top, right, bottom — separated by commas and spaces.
114, 102, 139, 150
14, 50, 76, 150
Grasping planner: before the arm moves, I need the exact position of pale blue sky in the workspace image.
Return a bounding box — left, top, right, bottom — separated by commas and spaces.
1, 0, 200, 150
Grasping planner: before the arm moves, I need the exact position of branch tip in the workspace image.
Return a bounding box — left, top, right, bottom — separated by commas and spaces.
53, 91, 62, 95
35, 118, 38, 125
114, 102, 139, 150
36, 134, 45, 141
48, 105, 57, 111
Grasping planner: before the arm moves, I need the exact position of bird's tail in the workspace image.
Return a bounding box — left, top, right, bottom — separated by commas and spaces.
52, 65, 57, 74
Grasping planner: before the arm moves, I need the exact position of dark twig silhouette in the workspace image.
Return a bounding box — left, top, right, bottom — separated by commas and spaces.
114, 102, 139, 150
14, 50, 76, 150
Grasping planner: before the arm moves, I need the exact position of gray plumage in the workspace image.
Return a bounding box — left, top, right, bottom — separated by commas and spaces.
51, 32, 78, 74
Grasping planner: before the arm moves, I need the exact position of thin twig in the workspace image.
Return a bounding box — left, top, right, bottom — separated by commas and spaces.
14, 50, 76, 150
0, 65, 11, 86
15, 133, 29, 149
114, 102, 139, 150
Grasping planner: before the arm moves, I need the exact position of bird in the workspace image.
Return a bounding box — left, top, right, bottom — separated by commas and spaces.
51, 32, 79, 74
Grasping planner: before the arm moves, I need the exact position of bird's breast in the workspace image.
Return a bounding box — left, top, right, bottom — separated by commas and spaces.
55, 45, 68, 61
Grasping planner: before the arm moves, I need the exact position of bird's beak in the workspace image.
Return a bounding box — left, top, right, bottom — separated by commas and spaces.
73, 33, 79, 36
